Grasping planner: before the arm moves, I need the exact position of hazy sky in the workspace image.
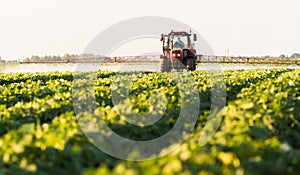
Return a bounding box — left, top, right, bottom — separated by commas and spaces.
0, 0, 299, 60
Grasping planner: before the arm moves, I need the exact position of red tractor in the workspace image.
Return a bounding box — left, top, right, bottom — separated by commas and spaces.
160, 30, 198, 72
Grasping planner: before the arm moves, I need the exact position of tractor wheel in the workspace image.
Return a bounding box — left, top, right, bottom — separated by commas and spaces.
186, 57, 196, 71
173, 60, 185, 72
160, 57, 172, 72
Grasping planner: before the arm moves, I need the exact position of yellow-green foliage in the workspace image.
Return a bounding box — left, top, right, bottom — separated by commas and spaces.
0, 69, 299, 175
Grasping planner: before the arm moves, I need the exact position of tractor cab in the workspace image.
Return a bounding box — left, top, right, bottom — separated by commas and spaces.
173, 36, 187, 49
160, 30, 198, 72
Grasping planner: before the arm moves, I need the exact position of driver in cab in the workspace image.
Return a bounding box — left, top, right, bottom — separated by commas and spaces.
174, 37, 185, 49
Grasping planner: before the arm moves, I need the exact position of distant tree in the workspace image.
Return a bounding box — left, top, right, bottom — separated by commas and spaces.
44, 55, 50, 60
31, 55, 40, 61
70, 54, 79, 59
62, 54, 71, 60
290, 53, 300, 59
279, 54, 287, 59
52, 55, 61, 61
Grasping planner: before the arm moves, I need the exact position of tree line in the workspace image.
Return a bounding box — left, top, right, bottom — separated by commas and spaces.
250, 53, 300, 59
23, 54, 101, 61
23, 53, 300, 61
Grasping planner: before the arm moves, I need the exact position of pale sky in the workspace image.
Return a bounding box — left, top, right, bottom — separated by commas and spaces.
0, 0, 299, 60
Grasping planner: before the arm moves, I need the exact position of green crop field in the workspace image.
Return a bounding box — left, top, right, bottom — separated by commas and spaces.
0, 69, 300, 175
